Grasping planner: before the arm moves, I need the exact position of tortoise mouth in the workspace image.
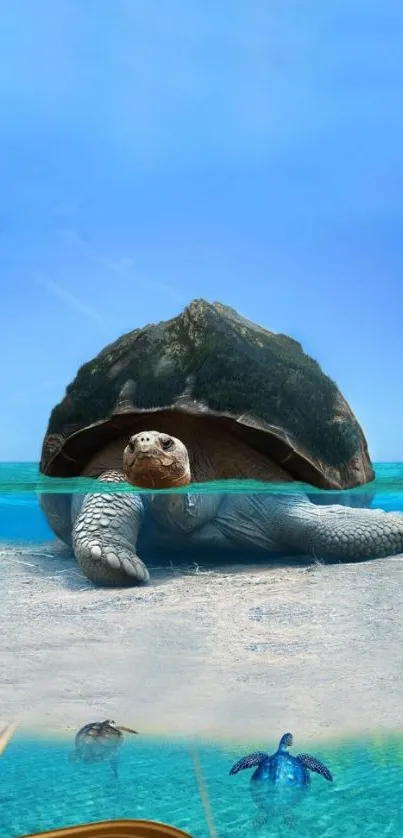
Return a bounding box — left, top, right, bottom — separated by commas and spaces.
124, 460, 191, 490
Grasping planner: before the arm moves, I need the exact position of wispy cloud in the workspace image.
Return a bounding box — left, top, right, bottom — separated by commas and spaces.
35, 271, 109, 331
56, 228, 187, 305
138, 278, 186, 305
106, 257, 186, 305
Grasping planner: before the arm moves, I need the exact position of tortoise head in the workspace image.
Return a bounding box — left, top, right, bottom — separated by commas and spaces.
102, 720, 139, 736
102, 719, 117, 729
123, 430, 191, 490
278, 732, 293, 751
98, 719, 138, 736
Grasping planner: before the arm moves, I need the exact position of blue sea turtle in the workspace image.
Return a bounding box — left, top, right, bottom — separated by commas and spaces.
229, 732, 332, 823
68, 719, 139, 778
39, 300, 403, 587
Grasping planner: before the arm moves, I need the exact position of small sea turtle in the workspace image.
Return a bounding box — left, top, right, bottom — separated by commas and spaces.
68, 719, 139, 778
39, 299, 403, 587
230, 732, 333, 824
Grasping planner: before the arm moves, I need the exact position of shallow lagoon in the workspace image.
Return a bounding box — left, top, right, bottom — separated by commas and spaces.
1, 463, 403, 836
2, 731, 403, 838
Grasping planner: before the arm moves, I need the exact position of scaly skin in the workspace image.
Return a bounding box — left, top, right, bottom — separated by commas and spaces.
44, 432, 403, 586
70, 481, 403, 585
71, 470, 149, 586
39, 492, 73, 548
240, 494, 403, 560
151, 492, 403, 560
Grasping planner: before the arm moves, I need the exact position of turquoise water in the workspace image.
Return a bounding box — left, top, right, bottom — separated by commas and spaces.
2, 732, 403, 838
0, 461, 402, 544
1, 461, 403, 494
2, 462, 403, 836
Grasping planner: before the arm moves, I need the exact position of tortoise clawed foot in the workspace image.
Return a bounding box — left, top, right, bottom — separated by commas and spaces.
74, 539, 150, 587
71, 479, 147, 586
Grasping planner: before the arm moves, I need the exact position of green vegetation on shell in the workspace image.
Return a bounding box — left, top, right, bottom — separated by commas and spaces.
48, 300, 360, 468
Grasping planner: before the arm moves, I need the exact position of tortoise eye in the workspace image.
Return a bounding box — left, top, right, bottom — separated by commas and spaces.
161, 437, 174, 451
126, 439, 135, 452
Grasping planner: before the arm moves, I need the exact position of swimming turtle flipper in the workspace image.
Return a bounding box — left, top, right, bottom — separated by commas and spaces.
110, 755, 119, 780
68, 750, 80, 764
296, 754, 333, 781
229, 752, 268, 775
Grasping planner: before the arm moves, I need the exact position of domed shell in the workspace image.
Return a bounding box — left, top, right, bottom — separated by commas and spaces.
40, 299, 374, 491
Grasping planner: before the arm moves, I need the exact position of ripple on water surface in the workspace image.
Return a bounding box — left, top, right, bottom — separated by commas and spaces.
1, 732, 403, 838
1, 461, 403, 494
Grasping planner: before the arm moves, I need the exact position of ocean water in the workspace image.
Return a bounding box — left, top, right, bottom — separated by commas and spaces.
0, 461, 402, 544
1, 462, 403, 837
0, 461, 402, 548
2, 731, 403, 838
1, 461, 403, 495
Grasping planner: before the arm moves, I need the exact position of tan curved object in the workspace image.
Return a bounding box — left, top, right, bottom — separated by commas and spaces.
25, 820, 194, 838
0, 723, 17, 756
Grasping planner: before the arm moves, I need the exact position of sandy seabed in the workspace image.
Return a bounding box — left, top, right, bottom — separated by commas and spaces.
1, 542, 403, 745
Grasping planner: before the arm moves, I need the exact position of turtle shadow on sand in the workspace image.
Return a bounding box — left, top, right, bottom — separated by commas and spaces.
12, 542, 175, 593
14, 518, 382, 597
21, 538, 321, 594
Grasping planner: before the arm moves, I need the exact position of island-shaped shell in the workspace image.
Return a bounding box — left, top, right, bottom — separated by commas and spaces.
40, 299, 374, 491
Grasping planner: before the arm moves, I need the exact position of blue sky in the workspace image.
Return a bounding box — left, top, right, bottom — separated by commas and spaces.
1, 0, 402, 462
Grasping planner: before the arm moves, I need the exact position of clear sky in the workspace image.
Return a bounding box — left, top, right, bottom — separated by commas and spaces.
1, 0, 402, 462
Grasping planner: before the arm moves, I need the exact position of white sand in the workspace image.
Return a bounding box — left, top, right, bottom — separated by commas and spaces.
1, 542, 403, 744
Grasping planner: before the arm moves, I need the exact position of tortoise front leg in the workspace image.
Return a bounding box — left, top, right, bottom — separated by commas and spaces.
71, 470, 149, 586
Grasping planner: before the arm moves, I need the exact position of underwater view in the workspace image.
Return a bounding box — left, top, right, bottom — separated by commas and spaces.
1, 722, 403, 837
1, 464, 403, 837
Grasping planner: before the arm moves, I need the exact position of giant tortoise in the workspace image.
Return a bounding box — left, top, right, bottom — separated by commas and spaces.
39, 299, 403, 586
